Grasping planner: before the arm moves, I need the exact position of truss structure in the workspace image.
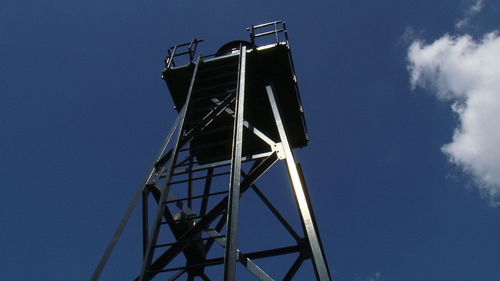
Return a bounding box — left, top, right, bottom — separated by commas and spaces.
91, 21, 332, 281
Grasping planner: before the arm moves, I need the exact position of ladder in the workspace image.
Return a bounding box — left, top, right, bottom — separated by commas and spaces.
92, 21, 332, 281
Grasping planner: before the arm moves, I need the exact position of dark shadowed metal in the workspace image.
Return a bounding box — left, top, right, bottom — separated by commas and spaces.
91, 20, 332, 281
223, 44, 247, 281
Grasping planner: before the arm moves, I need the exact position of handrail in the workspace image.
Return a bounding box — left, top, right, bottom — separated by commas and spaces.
168, 39, 204, 49
164, 20, 289, 70
165, 38, 204, 69
254, 29, 285, 38
247, 20, 289, 47
245, 20, 284, 30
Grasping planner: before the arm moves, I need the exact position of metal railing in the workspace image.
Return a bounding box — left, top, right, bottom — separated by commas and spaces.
164, 20, 289, 69
247, 20, 289, 47
164, 38, 203, 69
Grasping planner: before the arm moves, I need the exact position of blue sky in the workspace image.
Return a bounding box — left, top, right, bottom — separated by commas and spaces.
1, 0, 500, 281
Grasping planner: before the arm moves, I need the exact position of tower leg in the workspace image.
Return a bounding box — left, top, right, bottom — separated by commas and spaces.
138, 58, 202, 281
223, 45, 247, 281
265, 85, 333, 281
90, 112, 184, 281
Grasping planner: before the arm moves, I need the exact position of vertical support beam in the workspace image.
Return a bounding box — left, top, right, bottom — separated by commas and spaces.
223, 45, 247, 281
265, 85, 332, 281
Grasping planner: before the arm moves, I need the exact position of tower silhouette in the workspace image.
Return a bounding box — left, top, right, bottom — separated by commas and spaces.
91, 20, 332, 281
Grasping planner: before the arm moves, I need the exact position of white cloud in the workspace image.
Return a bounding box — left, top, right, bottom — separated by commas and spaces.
471, 0, 485, 12
456, 0, 485, 29
407, 32, 500, 205
456, 18, 469, 30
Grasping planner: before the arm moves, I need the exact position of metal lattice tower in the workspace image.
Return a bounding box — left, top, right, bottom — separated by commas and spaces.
91, 21, 332, 281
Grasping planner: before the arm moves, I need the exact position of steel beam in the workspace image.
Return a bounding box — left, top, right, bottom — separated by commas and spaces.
134, 153, 279, 281
139, 58, 201, 281
90, 112, 184, 281
283, 254, 305, 281
223, 45, 247, 281
265, 85, 332, 281
210, 97, 276, 147
249, 184, 301, 242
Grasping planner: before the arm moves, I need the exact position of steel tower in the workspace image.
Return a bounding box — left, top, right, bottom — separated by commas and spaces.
91, 21, 332, 281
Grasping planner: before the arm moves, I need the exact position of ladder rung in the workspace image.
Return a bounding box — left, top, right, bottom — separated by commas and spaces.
147, 258, 224, 273
153, 235, 226, 248
171, 143, 232, 169
164, 190, 229, 204
168, 171, 230, 184
173, 151, 273, 175
186, 125, 232, 137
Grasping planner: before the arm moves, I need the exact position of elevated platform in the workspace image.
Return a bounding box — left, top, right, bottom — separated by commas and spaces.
162, 35, 308, 164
